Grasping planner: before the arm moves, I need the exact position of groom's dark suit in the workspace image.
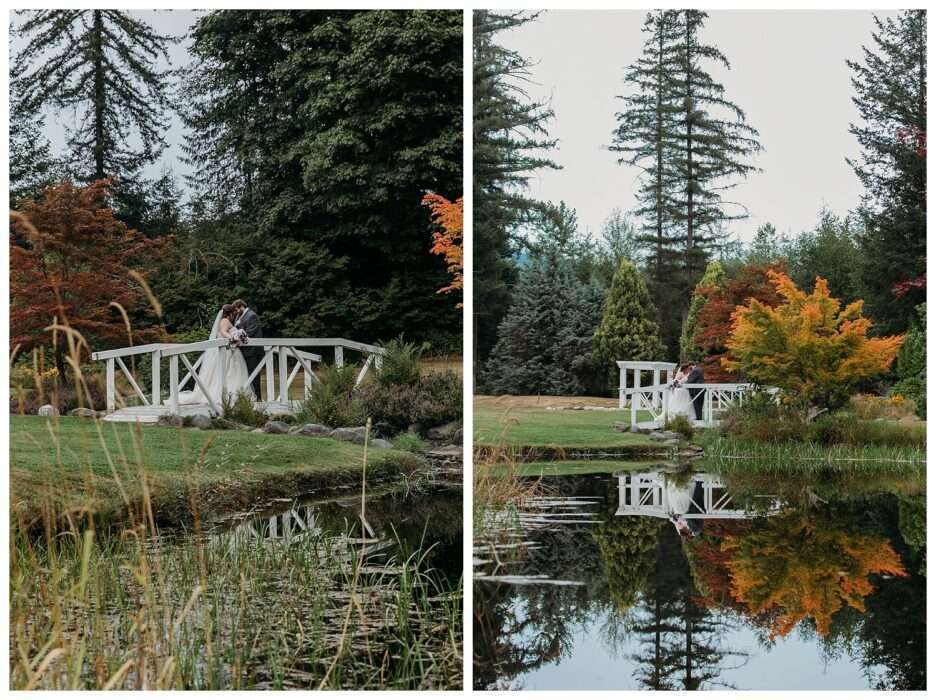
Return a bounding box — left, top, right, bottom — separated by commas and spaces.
685, 365, 705, 421
236, 308, 264, 398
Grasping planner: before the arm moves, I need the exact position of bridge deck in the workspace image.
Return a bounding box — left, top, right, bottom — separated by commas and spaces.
103, 401, 298, 423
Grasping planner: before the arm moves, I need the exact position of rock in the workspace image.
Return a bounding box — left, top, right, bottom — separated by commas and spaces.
189, 414, 214, 430
663, 438, 680, 448
427, 444, 462, 458
658, 430, 681, 441
69, 407, 99, 418
251, 428, 264, 433
262, 420, 291, 434
330, 427, 367, 444
370, 438, 393, 449
290, 423, 332, 437
452, 428, 463, 444
37, 404, 58, 417
648, 431, 666, 441
157, 415, 184, 428
427, 420, 461, 441
613, 421, 631, 433
267, 409, 293, 420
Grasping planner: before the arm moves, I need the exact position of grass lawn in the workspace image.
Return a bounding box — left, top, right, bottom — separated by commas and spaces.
11, 416, 414, 528
475, 396, 655, 449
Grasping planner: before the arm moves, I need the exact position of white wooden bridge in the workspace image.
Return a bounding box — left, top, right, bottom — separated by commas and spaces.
617, 360, 764, 430
91, 337, 385, 423
615, 471, 781, 520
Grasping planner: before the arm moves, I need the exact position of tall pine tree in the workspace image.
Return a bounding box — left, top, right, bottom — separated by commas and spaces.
474, 10, 558, 364
12, 10, 176, 181
847, 10, 926, 333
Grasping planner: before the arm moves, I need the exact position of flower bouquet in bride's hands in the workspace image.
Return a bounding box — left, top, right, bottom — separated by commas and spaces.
229, 328, 249, 347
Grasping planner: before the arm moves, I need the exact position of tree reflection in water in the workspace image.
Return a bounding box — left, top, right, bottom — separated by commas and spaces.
473, 468, 926, 690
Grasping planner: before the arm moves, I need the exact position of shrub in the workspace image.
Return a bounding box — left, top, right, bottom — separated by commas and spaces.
10, 359, 108, 415
891, 303, 926, 418
850, 393, 918, 421
221, 390, 268, 427
664, 414, 695, 440
376, 335, 427, 387
357, 370, 461, 436
725, 271, 904, 411
391, 432, 429, 453
719, 389, 808, 443
295, 364, 366, 428
807, 413, 925, 448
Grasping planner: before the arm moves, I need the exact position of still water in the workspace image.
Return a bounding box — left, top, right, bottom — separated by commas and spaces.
474, 466, 925, 691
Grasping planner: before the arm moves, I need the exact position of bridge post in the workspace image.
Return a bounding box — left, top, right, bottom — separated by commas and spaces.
265, 347, 275, 403
105, 358, 116, 413
151, 349, 160, 406
652, 368, 660, 409
219, 346, 228, 406
619, 365, 627, 409
630, 369, 640, 428
168, 354, 179, 415
279, 346, 289, 403
335, 345, 343, 368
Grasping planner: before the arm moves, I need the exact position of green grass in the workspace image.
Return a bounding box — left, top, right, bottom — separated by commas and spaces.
11, 416, 413, 528
474, 403, 655, 449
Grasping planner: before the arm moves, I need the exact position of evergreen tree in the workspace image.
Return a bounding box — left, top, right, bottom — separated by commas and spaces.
474, 10, 558, 362
180, 10, 463, 348
785, 209, 863, 303
679, 260, 725, 362
12, 10, 176, 180
847, 10, 926, 333
481, 248, 601, 396
611, 10, 685, 357
592, 259, 667, 382
670, 10, 762, 281
746, 222, 784, 266
9, 91, 63, 206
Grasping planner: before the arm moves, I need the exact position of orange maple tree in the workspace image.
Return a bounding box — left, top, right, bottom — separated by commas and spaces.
423, 193, 463, 307
720, 512, 907, 639
724, 271, 904, 409
10, 179, 169, 372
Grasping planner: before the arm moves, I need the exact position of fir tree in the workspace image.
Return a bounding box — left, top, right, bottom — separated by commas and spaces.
592, 259, 667, 381
481, 248, 601, 396
611, 10, 684, 356
847, 10, 926, 333
12, 10, 176, 180
746, 222, 783, 266
670, 10, 762, 281
679, 260, 725, 362
9, 91, 62, 206
474, 10, 559, 362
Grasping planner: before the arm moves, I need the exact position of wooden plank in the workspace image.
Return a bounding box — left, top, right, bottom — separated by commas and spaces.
151, 350, 160, 406
279, 347, 289, 403
92, 343, 176, 361
265, 347, 275, 403
334, 345, 344, 368
168, 356, 179, 414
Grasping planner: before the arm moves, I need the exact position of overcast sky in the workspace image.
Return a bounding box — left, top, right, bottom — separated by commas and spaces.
498, 9, 895, 243
10, 10, 199, 185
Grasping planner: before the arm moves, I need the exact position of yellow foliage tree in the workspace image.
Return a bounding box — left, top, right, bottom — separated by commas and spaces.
721, 512, 907, 639
724, 271, 904, 409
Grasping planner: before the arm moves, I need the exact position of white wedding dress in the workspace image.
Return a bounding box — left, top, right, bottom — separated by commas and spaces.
177, 310, 254, 405
667, 371, 694, 419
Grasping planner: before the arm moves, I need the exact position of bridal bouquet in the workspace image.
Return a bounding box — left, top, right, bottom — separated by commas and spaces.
229, 328, 249, 347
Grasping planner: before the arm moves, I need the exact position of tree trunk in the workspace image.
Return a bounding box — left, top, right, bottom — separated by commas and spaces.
91, 10, 106, 179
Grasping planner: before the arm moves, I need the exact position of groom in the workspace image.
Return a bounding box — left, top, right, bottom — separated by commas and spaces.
233, 299, 263, 398
686, 362, 705, 421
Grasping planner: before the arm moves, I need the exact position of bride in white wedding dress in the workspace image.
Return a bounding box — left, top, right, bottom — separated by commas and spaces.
177, 304, 254, 405
667, 363, 694, 419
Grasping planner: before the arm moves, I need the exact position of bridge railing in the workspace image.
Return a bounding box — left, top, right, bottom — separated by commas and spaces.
621, 380, 759, 427
91, 337, 385, 416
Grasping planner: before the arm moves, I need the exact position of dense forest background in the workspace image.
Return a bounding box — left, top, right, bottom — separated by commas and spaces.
10, 9, 464, 357
474, 10, 925, 396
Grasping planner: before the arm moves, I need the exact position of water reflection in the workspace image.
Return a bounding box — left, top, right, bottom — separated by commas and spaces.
474, 467, 926, 690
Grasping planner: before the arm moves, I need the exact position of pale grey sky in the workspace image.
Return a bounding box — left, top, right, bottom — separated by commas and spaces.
10, 10, 199, 186
499, 10, 895, 243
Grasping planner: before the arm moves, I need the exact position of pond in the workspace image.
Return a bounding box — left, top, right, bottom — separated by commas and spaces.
474, 464, 925, 691
11, 481, 463, 690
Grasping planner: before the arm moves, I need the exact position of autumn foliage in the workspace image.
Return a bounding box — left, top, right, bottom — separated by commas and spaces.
724, 271, 904, 409
719, 512, 907, 639
423, 193, 463, 307
10, 179, 168, 370
690, 264, 783, 381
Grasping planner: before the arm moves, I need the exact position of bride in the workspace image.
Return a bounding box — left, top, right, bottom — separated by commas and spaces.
177, 304, 254, 405
667, 363, 694, 420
